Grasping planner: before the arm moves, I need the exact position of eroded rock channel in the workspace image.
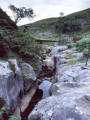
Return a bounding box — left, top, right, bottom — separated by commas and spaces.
0, 45, 90, 120
28, 45, 90, 120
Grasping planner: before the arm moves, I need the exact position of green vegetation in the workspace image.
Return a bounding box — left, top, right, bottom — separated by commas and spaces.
0, 106, 6, 116
0, 8, 42, 71
67, 42, 76, 48
21, 17, 60, 41
22, 8, 90, 41
67, 57, 86, 65
67, 34, 90, 64
67, 35, 90, 53
83, 48, 89, 56
20, 8, 90, 46
76, 35, 90, 51
12, 29, 42, 57
58, 8, 90, 34
58, 49, 63, 52
29, 62, 41, 72
76, 35, 90, 59
65, 53, 76, 59
0, 107, 20, 120
24, 17, 59, 26
8, 115, 20, 120
21, 68, 30, 80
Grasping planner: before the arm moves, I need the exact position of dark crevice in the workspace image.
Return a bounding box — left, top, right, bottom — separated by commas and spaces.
21, 89, 43, 120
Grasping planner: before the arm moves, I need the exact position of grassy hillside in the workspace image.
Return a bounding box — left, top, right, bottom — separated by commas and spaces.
21, 17, 60, 41
30, 17, 59, 25
21, 8, 90, 40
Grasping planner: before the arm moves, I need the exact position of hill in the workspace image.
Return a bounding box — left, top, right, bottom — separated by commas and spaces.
21, 8, 90, 40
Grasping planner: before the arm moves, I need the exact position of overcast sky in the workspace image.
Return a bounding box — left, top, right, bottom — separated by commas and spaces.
0, 0, 90, 25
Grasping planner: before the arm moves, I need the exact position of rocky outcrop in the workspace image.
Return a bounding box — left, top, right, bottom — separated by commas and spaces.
0, 59, 38, 120
0, 59, 23, 113
39, 80, 52, 99
15, 63, 38, 119
28, 85, 90, 120
28, 45, 90, 120
21, 63, 37, 92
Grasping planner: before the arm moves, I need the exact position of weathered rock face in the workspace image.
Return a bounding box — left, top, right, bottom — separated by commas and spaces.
0, 59, 38, 120
50, 45, 67, 56
39, 56, 55, 78
39, 80, 52, 99
29, 80, 90, 120
54, 60, 90, 84
21, 63, 36, 92
28, 45, 90, 120
42, 56, 55, 70
0, 59, 23, 112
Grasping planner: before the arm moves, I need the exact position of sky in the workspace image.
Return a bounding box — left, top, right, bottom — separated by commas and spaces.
0, 0, 90, 25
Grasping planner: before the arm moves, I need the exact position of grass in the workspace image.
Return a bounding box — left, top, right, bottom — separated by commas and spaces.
29, 62, 41, 72
65, 53, 76, 59
67, 57, 86, 65
21, 8, 90, 41
22, 17, 59, 26
28, 28, 60, 41
21, 68, 32, 80
19, 8, 90, 47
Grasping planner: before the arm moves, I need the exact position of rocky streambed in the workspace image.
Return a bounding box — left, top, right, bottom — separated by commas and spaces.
28, 45, 90, 120
0, 45, 90, 120
0, 59, 42, 120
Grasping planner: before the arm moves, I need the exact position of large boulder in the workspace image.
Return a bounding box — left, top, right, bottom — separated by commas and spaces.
28, 82, 90, 120
50, 45, 67, 55
54, 62, 90, 83
39, 80, 52, 99
13, 62, 37, 119
0, 59, 23, 112
20, 63, 36, 92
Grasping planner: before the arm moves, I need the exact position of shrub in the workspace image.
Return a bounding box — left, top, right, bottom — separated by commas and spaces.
11, 29, 42, 58
8, 115, 20, 120
67, 42, 76, 48
58, 34, 69, 45
58, 49, 63, 52
76, 35, 90, 51
0, 106, 6, 116
83, 48, 89, 57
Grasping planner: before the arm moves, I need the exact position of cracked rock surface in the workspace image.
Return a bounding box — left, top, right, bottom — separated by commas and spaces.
28, 46, 90, 120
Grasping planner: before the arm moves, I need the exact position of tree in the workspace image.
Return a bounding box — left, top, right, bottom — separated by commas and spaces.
9, 5, 35, 24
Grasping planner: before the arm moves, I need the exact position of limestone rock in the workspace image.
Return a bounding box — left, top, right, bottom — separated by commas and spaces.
0, 59, 23, 112
39, 81, 52, 99
21, 63, 36, 92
